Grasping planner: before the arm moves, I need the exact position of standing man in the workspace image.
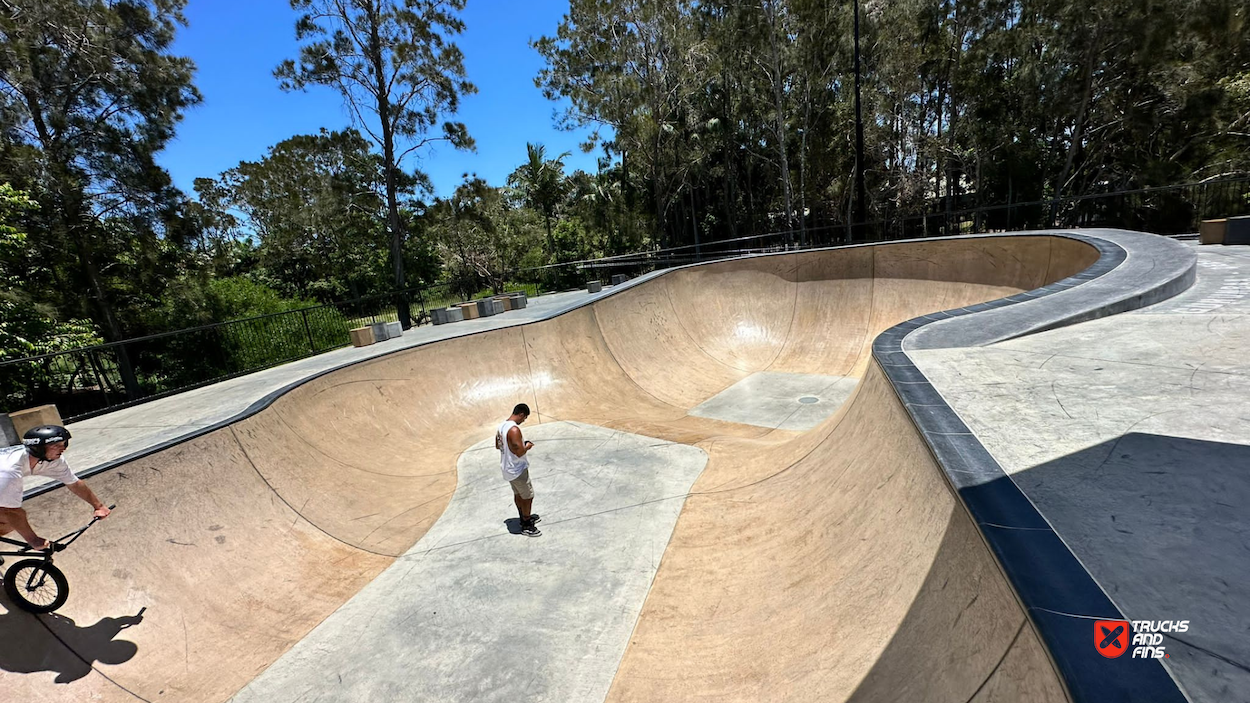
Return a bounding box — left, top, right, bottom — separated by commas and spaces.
1, 425, 110, 557
496, 403, 541, 537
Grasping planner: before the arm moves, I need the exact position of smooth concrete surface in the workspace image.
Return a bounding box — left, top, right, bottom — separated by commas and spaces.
910, 243, 1250, 703
688, 371, 857, 430
6, 232, 1188, 702
232, 421, 707, 703
24, 284, 661, 497
905, 228, 1193, 350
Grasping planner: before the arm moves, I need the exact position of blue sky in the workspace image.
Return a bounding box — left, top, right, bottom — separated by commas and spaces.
157, 0, 600, 199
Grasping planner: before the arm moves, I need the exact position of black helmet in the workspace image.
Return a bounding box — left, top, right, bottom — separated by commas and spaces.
23, 424, 72, 460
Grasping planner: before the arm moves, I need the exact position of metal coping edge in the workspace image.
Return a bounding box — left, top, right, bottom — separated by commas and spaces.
873, 231, 1193, 703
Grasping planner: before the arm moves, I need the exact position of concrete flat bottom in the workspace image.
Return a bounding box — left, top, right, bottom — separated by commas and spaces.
688, 372, 856, 430
232, 421, 707, 703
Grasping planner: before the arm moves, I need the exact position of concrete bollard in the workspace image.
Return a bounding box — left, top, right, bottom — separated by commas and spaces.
385, 321, 402, 338
475, 300, 497, 317
432, 307, 463, 325
1200, 219, 1227, 245
8, 405, 62, 440
371, 321, 390, 342
587, 280, 602, 293
507, 292, 527, 309
1227, 215, 1250, 245
457, 302, 480, 320
1, 414, 19, 446
349, 326, 376, 347
611, 273, 628, 286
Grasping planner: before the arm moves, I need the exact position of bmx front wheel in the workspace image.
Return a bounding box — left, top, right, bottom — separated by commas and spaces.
4, 559, 69, 613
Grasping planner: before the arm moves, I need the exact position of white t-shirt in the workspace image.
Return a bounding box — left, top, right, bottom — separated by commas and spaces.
497, 420, 529, 481
0, 444, 79, 509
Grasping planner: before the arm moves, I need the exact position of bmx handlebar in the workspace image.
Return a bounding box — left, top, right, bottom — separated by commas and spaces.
48, 504, 117, 552
0, 505, 115, 556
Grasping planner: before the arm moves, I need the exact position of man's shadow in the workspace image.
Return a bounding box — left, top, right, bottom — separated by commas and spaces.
503, 517, 525, 534
0, 593, 144, 683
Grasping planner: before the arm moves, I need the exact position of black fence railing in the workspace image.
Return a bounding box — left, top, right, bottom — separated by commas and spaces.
529, 176, 1250, 281
0, 280, 541, 422
3, 176, 1247, 422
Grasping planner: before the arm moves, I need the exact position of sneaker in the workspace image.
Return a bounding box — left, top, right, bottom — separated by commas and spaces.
521, 522, 542, 537
527, 514, 541, 525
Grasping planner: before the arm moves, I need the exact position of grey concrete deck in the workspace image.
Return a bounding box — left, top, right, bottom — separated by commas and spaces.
26, 281, 660, 497
230, 420, 708, 703
909, 242, 1250, 703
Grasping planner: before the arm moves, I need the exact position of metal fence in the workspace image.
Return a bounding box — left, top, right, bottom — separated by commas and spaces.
3, 176, 1247, 422
532, 176, 1250, 281
0, 281, 541, 422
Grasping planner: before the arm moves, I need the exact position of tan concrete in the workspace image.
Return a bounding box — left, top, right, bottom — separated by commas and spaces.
7, 405, 63, 438
347, 325, 375, 347
1200, 219, 1227, 245
5, 235, 1096, 702
456, 301, 481, 319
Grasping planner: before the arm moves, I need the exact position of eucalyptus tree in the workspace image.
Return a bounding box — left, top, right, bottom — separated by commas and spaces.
277, 0, 476, 326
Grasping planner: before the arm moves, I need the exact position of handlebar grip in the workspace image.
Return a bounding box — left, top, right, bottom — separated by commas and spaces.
107, 504, 117, 510
52, 542, 66, 552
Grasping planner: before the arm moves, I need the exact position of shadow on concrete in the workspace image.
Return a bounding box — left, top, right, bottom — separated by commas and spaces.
845, 432, 1250, 703
503, 517, 542, 535
0, 593, 144, 683
846, 509, 1030, 703
1009, 432, 1250, 703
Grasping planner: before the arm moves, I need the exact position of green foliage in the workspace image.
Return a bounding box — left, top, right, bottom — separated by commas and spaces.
202, 129, 397, 302
508, 143, 572, 244
426, 176, 544, 297
0, 0, 201, 350
535, 0, 1250, 244
207, 277, 320, 320
277, 0, 477, 306
1, 183, 102, 361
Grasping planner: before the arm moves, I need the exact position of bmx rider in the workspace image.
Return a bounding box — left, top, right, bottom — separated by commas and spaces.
0, 425, 110, 559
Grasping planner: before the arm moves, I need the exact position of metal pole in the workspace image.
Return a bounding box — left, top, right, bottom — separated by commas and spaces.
301, 309, 316, 353
853, 0, 868, 241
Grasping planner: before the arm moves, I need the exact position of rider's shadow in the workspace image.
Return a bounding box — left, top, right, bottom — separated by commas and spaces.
0, 594, 143, 683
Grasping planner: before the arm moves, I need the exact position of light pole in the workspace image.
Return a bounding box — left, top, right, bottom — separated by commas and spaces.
853, 0, 867, 241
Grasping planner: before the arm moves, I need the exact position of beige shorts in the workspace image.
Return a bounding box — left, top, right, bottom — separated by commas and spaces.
509, 470, 534, 500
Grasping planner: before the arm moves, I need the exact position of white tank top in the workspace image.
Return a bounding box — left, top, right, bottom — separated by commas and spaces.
497, 420, 529, 480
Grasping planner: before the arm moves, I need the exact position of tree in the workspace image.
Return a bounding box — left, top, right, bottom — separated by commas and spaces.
507, 143, 570, 252
2, 182, 101, 412
187, 178, 240, 259
277, 0, 476, 327
211, 128, 399, 301
0, 0, 201, 340
426, 177, 541, 297
534, 0, 705, 246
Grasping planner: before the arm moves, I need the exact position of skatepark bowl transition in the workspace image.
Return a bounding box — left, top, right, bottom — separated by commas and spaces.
2, 230, 1221, 702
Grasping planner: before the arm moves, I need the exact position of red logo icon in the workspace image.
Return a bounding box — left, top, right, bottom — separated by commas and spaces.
1096, 620, 1130, 658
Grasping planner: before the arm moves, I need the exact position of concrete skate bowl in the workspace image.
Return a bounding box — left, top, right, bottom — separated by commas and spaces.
5, 233, 1189, 702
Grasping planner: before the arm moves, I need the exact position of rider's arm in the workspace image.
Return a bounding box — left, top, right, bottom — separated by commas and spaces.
0, 507, 50, 549
66, 481, 109, 517
507, 426, 530, 456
